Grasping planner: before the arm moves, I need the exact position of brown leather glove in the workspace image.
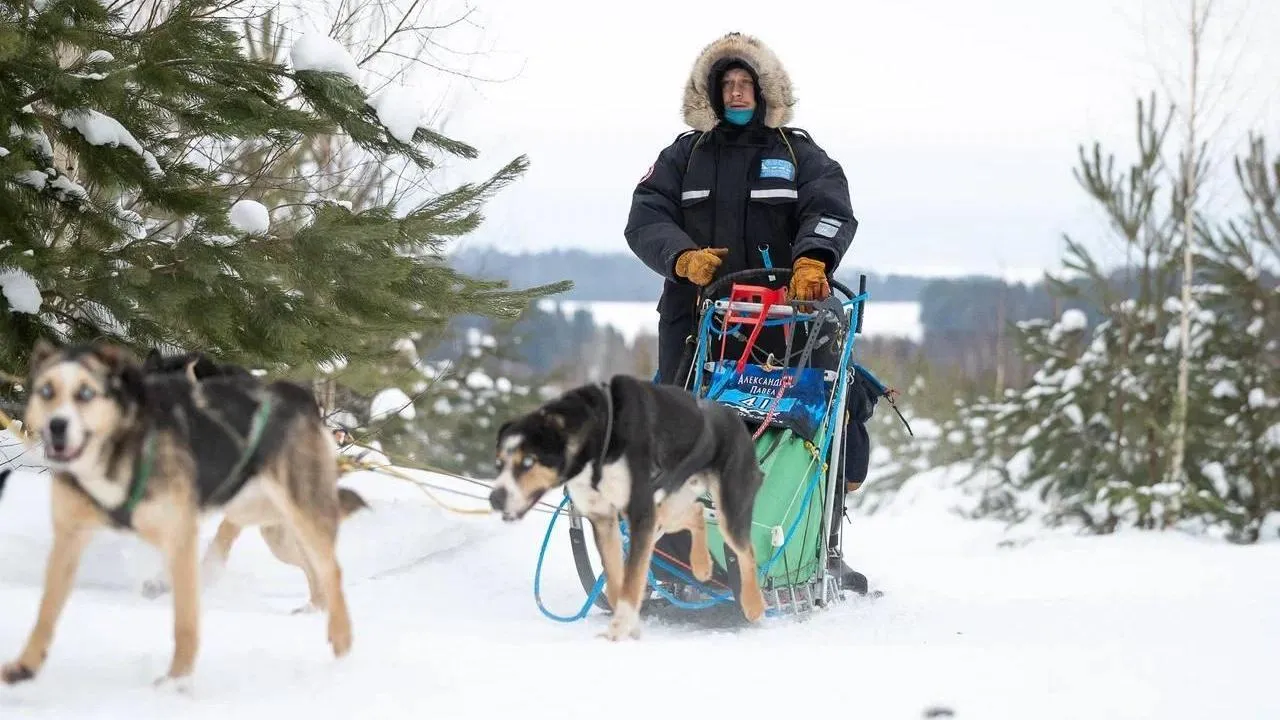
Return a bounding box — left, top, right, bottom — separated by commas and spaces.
675, 247, 729, 286
789, 256, 830, 302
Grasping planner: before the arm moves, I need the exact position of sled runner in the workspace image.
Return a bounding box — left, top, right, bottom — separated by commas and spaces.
536, 267, 884, 622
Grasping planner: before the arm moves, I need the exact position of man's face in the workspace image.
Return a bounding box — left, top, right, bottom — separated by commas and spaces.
721, 68, 756, 111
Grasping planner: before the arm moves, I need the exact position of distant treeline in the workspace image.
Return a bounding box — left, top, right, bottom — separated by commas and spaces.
918, 264, 1279, 393
426, 302, 655, 387
439, 248, 1278, 395
448, 247, 937, 303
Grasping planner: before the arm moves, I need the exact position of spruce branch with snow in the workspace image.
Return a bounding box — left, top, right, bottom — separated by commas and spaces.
224, 2, 514, 230
0, 0, 569, 389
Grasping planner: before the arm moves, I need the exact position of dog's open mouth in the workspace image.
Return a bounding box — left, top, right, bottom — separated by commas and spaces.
44, 435, 88, 464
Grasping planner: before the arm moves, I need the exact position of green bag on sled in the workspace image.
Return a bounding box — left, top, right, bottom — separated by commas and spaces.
705, 425, 828, 588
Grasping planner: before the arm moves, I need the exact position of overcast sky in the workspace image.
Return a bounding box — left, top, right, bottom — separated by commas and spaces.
384, 0, 1280, 281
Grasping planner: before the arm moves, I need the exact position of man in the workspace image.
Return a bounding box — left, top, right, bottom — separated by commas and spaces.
626, 31, 855, 380
624, 32, 872, 594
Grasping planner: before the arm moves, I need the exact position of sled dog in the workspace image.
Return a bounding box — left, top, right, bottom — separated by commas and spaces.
3, 339, 355, 686
490, 374, 767, 640
135, 347, 369, 614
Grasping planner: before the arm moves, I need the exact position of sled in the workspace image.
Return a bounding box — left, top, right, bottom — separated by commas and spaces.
535, 266, 875, 624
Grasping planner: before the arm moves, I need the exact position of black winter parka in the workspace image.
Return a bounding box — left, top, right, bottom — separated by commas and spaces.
624, 123, 858, 321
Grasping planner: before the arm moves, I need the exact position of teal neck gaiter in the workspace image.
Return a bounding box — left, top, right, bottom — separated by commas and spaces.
724, 107, 753, 126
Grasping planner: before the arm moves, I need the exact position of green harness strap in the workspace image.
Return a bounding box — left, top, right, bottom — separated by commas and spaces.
117, 396, 275, 521
213, 395, 275, 504
124, 432, 157, 515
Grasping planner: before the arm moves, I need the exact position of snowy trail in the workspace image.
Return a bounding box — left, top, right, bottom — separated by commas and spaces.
0, 462, 1277, 720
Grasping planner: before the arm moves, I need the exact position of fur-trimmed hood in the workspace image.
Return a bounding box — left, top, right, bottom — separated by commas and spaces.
681, 32, 795, 132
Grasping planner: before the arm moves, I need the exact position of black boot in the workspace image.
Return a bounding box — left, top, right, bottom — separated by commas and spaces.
827, 556, 869, 595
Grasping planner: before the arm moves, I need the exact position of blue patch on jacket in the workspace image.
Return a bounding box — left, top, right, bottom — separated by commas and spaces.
760, 158, 795, 181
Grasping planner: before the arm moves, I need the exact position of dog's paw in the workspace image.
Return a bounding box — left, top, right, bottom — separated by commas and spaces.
290, 602, 322, 616
1, 661, 35, 685
152, 673, 193, 695
741, 590, 767, 622
600, 619, 642, 642
600, 602, 641, 641
141, 577, 170, 599
328, 619, 353, 658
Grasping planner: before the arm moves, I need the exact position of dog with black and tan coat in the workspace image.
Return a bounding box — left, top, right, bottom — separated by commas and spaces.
2, 339, 359, 687
490, 374, 768, 640
134, 347, 369, 615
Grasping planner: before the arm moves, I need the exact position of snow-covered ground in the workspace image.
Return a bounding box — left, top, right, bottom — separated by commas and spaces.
537, 299, 923, 343
1, 447, 1277, 719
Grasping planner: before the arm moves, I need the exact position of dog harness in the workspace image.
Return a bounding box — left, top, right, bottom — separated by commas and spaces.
106, 396, 274, 528
591, 381, 613, 485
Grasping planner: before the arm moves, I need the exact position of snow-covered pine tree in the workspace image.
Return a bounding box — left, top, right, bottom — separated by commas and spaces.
937, 96, 1223, 533
940, 307, 1094, 525
957, 297, 1219, 531
856, 101, 1278, 541
0, 0, 567, 389
1190, 135, 1280, 542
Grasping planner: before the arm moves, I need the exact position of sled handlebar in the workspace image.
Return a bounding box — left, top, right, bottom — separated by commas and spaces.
697, 268, 862, 307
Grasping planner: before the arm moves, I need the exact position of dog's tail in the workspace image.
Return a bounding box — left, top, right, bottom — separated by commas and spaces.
338, 486, 369, 519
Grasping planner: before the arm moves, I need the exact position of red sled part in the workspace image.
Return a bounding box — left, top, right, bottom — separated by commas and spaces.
719, 283, 790, 374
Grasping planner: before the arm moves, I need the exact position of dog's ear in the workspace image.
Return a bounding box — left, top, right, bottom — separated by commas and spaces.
114, 363, 146, 405
93, 342, 145, 403
192, 353, 221, 379
540, 411, 565, 430
28, 337, 57, 378
142, 347, 163, 370
92, 341, 140, 369
496, 418, 514, 441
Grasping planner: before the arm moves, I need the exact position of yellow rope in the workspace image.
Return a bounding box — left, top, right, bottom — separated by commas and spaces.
338, 440, 492, 490
338, 456, 493, 516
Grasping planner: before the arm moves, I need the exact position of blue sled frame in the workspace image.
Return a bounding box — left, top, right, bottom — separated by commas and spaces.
533, 267, 871, 623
